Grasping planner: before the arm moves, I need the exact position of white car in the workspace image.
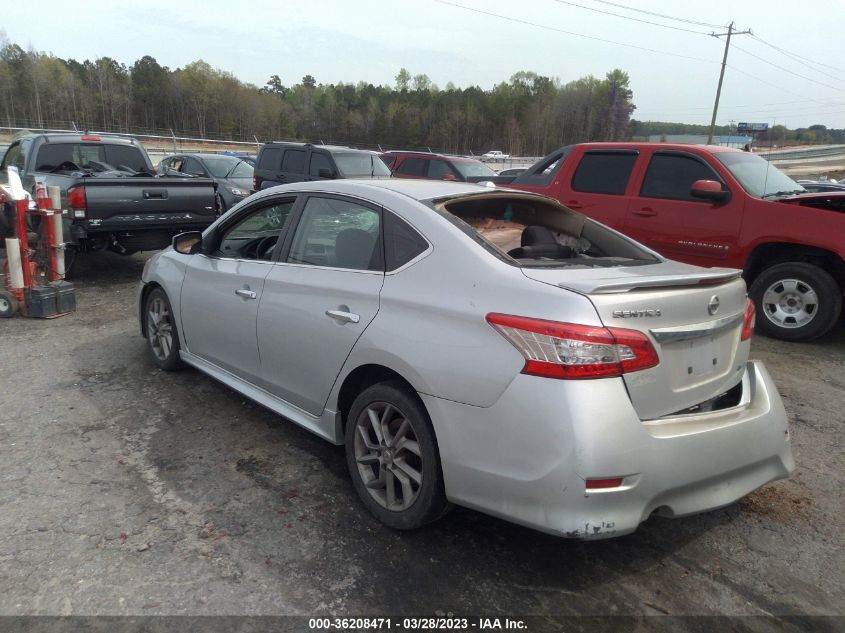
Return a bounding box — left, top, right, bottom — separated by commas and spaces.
481, 150, 510, 161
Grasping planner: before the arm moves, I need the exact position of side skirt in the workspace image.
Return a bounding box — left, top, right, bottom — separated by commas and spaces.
179, 351, 342, 444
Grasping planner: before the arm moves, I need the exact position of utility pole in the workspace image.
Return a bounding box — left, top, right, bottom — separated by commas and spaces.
707, 22, 751, 145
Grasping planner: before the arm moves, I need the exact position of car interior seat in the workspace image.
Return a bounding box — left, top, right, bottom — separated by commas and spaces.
334, 228, 376, 270
507, 225, 574, 259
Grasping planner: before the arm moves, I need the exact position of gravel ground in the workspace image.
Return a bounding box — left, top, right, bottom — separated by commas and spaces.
0, 252, 842, 627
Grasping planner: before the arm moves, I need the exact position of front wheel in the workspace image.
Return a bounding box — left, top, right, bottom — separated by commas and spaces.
0, 290, 18, 318
749, 262, 842, 341
345, 381, 450, 530
144, 288, 183, 370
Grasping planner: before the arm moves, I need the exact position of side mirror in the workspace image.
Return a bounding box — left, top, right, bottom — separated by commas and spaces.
691, 179, 730, 204
442, 173, 458, 181
172, 231, 203, 254
318, 168, 334, 178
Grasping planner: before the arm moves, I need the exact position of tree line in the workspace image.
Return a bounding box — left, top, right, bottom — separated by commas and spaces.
0, 38, 636, 155
1, 37, 839, 154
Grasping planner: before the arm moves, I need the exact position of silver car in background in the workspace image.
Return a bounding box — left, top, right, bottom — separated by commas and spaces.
138, 180, 793, 539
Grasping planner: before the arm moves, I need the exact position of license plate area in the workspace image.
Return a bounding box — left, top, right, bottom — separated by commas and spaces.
664, 334, 735, 390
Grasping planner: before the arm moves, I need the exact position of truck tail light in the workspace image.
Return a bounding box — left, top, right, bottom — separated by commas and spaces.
252, 175, 257, 192
67, 185, 86, 218
741, 298, 755, 341
486, 313, 659, 379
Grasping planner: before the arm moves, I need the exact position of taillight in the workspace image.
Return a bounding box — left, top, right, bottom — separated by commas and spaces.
67, 185, 86, 218
486, 313, 659, 380
252, 175, 257, 192
741, 298, 755, 341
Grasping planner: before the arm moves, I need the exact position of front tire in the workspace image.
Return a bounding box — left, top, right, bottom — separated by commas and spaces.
0, 290, 18, 318
750, 262, 842, 341
144, 288, 183, 370
345, 381, 450, 530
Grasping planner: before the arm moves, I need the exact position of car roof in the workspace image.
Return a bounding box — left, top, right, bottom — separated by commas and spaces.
20, 133, 139, 146
261, 142, 380, 155
171, 153, 243, 159
571, 142, 743, 155
384, 151, 486, 163
256, 178, 498, 203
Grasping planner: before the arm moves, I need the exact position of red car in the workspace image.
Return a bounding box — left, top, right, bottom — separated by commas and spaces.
381, 151, 497, 183
498, 142, 845, 341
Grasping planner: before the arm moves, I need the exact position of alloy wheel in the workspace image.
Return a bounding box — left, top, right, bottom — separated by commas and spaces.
353, 402, 423, 511
147, 296, 174, 360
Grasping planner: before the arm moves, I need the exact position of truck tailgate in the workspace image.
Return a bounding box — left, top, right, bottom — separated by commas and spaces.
80, 177, 217, 231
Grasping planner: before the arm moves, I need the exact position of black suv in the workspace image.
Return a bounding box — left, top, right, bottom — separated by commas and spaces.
252, 142, 391, 191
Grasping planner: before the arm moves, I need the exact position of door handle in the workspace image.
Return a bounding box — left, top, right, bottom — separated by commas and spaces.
325, 310, 360, 324
566, 200, 583, 210
632, 207, 658, 217
235, 288, 257, 300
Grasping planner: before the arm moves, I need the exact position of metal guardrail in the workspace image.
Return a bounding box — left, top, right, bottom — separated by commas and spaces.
759, 146, 845, 162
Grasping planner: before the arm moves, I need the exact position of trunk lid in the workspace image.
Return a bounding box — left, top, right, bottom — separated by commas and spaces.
522, 262, 750, 420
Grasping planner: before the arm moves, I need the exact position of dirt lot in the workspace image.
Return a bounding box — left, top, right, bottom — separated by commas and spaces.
0, 252, 843, 628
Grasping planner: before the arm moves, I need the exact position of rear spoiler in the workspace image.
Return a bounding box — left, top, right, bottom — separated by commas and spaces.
559, 270, 742, 294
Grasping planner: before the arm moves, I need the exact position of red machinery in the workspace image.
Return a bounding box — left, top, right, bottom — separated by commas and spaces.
0, 169, 75, 318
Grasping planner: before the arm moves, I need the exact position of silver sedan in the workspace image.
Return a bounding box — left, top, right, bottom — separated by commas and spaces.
138, 179, 793, 539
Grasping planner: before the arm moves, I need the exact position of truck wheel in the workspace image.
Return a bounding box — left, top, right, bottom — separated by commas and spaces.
144, 288, 183, 370
0, 290, 18, 318
750, 262, 842, 341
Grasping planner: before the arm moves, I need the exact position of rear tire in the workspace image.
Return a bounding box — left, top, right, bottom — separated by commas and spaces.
345, 381, 450, 530
144, 287, 184, 370
749, 262, 842, 341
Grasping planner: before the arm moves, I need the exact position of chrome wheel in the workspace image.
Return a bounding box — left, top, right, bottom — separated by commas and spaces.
761, 278, 818, 329
353, 402, 423, 511
147, 296, 174, 360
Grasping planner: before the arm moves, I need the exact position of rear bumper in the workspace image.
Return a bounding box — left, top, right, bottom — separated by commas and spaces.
421, 360, 793, 539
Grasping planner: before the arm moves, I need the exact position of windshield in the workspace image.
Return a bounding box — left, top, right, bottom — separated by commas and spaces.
334, 153, 391, 177
203, 156, 253, 178
715, 152, 805, 199
452, 160, 496, 178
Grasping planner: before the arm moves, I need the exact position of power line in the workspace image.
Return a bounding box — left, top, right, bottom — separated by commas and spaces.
432, 0, 720, 64
589, 0, 725, 29
749, 34, 845, 77
724, 63, 836, 105
751, 33, 845, 81
550, 0, 710, 35
731, 44, 845, 93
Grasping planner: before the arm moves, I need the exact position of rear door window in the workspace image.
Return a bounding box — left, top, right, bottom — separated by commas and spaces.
287, 196, 382, 271
571, 151, 638, 195
396, 157, 427, 177
258, 147, 282, 171
281, 149, 306, 174
182, 157, 207, 176
640, 153, 722, 201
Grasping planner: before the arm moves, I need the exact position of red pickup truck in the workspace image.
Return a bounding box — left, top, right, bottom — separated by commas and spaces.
498, 143, 845, 341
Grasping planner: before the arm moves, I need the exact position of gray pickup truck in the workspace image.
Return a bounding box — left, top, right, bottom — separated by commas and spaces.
0, 133, 218, 255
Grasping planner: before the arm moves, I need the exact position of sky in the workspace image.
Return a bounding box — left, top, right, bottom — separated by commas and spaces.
4, 0, 845, 129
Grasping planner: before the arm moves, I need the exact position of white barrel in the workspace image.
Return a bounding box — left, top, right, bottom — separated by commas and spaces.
48, 185, 62, 210
52, 214, 65, 277
5, 238, 24, 288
